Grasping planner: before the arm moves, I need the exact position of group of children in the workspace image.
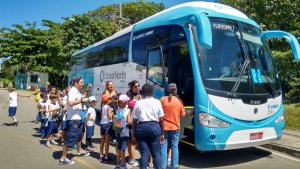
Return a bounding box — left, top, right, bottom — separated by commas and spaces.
100, 93, 137, 169
3, 84, 172, 168
35, 87, 98, 152
38, 89, 136, 169
36, 88, 67, 147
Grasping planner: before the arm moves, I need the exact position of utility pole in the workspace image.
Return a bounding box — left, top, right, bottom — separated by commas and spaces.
119, 4, 122, 31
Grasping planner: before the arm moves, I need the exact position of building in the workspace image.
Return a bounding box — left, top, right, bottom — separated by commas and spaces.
16, 71, 49, 90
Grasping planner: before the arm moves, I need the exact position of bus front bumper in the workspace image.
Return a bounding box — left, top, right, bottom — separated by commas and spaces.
223, 127, 278, 150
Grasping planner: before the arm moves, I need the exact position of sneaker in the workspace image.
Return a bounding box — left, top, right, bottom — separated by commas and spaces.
115, 163, 121, 168
14, 120, 18, 126
148, 163, 153, 168
50, 140, 58, 145
46, 141, 52, 148
99, 155, 104, 163
77, 151, 90, 157
59, 157, 75, 165
86, 146, 93, 152
129, 160, 139, 167
111, 139, 117, 146
167, 158, 171, 168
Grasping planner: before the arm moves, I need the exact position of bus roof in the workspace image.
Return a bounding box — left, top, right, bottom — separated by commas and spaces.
134, 1, 258, 32
72, 1, 258, 57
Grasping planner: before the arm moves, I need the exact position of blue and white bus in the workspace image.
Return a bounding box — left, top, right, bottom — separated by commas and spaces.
69, 2, 300, 151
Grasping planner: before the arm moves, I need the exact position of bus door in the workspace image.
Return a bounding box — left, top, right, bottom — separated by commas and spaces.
146, 46, 167, 99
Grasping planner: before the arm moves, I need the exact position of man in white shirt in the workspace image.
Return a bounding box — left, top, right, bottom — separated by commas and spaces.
59, 77, 91, 165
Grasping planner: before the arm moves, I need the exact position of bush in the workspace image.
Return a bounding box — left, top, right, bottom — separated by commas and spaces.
0, 78, 10, 88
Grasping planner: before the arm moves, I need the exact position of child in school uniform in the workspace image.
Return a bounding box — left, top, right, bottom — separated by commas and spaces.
115, 94, 131, 169
99, 94, 113, 163
46, 94, 60, 148
37, 93, 48, 138
85, 96, 97, 152
3, 88, 31, 126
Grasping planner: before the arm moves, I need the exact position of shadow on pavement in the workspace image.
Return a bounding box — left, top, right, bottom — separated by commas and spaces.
52, 150, 63, 160
178, 146, 272, 168
32, 134, 42, 138
2, 122, 17, 126
90, 152, 117, 165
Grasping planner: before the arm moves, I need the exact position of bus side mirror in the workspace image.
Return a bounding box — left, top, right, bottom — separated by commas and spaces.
192, 13, 212, 48
261, 31, 300, 60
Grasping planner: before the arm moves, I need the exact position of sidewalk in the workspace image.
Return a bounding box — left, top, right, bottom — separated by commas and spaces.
262, 129, 300, 158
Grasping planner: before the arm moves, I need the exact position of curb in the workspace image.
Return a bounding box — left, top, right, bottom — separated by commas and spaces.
284, 130, 300, 138
261, 143, 300, 158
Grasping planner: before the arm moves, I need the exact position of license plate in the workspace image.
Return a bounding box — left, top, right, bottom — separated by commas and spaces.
250, 132, 263, 140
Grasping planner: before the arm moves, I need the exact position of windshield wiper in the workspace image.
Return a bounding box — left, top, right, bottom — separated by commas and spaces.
263, 75, 276, 97
228, 59, 250, 98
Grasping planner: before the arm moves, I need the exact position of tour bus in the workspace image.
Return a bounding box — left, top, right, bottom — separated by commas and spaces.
69, 1, 300, 151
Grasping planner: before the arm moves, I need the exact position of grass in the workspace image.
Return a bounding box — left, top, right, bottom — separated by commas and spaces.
284, 103, 300, 129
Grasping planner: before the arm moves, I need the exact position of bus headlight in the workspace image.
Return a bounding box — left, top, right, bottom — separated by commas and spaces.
199, 113, 230, 128
275, 114, 284, 123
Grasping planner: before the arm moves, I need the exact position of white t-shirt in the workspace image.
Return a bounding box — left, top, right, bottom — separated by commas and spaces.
62, 96, 67, 106
39, 101, 48, 119
9, 92, 18, 107
48, 102, 60, 122
101, 104, 112, 124
86, 107, 96, 126
66, 87, 83, 120
132, 97, 164, 123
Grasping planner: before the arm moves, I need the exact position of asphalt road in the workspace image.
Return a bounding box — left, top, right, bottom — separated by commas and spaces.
0, 89, 299, 169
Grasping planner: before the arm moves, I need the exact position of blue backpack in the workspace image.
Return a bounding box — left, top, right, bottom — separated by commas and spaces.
81, 109, 87, 123
115, 109, 126, 128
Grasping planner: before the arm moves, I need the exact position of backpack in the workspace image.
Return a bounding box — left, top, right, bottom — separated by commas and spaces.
115, 109, 127, 128
81, 109, 87, 123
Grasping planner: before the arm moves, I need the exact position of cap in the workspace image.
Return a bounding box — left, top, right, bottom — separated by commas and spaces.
128, 100, 136, 108
119, 94, 130, 102
101, 94, 110, 102
89, 96, 97, 102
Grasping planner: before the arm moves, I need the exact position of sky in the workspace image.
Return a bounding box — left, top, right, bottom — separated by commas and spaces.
0, 0, 216, 67
0, 0, 216, 29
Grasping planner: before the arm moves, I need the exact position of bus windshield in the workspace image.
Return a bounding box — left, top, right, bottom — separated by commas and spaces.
199, 18, 280, 97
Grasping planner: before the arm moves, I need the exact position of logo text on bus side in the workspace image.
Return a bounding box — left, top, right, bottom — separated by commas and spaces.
100, 70, 126, 82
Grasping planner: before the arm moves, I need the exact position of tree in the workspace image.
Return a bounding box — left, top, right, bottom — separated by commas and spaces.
224, 0, 300, 103
0, 16, 114, 87
0, 22, 49, 80
0, 1, 165, 88
89, 0, 165, 30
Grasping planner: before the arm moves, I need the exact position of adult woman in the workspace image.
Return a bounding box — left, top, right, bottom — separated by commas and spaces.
59, 76, 91, 165
103, 80, 118, 113
132, 84, 164, 169
126, 80, 141, 101
126, 80, 141, 167
160, 83, 185, 169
